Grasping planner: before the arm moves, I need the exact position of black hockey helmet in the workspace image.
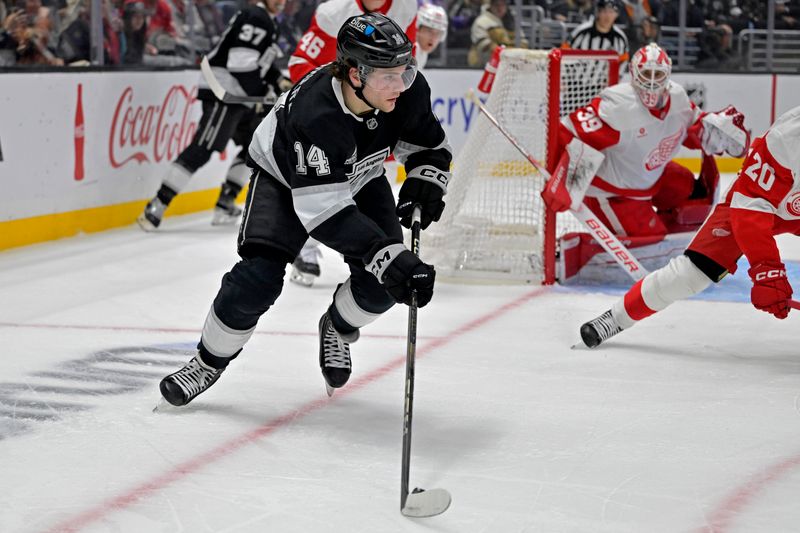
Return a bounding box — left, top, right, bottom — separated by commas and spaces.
336, 13, 414, 70
596, 0, 621, 11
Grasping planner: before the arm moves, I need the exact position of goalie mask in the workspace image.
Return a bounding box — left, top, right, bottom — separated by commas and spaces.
336, 14, 417, 93
630, 43, 672, 110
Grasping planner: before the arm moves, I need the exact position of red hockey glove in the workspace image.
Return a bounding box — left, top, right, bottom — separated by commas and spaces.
748, 261, 793, 319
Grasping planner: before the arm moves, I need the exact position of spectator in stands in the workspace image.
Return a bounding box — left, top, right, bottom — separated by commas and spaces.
468, 0, 526, 67
121, 0, 153, 63
57, 0, 122, 64
549, 0, 594, 23
774, 0, 800, 30
696, 22, 739, 70
3, 0, 63, 64
620, 0, 658, 26
658, 0, 704, 27
629, 13, 659, 51
564, 0, 629, 67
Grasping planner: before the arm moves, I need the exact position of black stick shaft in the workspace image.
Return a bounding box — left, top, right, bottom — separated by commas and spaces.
401, 205, 422, 509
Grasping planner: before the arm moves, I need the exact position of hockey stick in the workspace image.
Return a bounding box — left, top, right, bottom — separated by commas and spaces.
400, 205, 452, 518
200, 56, 277, 105
466, 90, 647, 282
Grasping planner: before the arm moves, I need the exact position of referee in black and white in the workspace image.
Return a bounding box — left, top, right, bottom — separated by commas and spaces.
564, 0, 629, 69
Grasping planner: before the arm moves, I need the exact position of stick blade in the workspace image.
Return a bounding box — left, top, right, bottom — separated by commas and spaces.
401, 488, 451, 517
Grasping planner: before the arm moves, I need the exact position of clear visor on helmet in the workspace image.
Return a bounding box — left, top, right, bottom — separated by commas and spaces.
360, 58, 418, 92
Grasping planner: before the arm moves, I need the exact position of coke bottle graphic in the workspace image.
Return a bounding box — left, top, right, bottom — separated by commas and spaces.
74, 83, 85, 181
477, 45, 505, 95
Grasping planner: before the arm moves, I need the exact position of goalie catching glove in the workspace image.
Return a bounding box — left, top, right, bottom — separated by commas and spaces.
396, 166, 449, 230
541, 136, 605, 213
364, 241, 435, 307
700, 105, 750, 158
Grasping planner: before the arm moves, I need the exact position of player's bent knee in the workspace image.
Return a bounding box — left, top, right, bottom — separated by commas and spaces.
213, 255, 287, 331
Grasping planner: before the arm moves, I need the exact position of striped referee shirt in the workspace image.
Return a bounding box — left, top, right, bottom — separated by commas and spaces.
566, 18, 630, 65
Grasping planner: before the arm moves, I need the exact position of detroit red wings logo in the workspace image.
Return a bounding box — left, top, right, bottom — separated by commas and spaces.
786, 192, 800, 217
645, 129, 683, 171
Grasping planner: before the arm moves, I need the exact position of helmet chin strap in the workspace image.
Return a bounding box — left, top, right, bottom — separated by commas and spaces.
345, 76, 377, 112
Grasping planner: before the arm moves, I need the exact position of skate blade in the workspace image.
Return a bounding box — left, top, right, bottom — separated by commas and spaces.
401, 487, 452, 517
211, 210, 241, 226
136, 214, 158, 232
325, 383, 335, 397
152, 397, 183, 413
290, 270, 316, 287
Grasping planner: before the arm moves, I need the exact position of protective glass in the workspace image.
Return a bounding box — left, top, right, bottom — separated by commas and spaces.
361, 59, 418, 92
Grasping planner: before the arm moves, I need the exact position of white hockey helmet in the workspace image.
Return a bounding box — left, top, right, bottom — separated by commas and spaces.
417, 3, 448, 35
630, 43, 672, 110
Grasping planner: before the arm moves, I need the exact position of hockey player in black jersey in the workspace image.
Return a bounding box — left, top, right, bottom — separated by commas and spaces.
138, 0, 291, 230
159, 13, 452, 405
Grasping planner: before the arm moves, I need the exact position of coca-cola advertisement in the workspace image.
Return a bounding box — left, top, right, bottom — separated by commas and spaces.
108, 84, 199, 169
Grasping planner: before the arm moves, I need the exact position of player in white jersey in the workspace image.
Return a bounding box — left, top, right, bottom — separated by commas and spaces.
580, 105, 800, 348
542, 43, 749, 277
415, 3, 448, 70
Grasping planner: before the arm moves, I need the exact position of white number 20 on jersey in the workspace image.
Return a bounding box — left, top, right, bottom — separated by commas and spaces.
743, 150, 776, 191
294, 142, 331, 175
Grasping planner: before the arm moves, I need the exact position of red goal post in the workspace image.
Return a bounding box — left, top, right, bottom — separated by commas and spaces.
424, 48, 620, 284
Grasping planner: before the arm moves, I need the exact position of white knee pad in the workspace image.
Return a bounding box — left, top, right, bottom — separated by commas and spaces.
334, 278, 382, 329
225, 153, 251, 188
612, 255, 712, 329
201, 306, 256, 358
162, 163, 193, 194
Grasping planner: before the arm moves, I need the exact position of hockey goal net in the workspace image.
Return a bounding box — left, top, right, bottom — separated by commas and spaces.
424, 48, 619, 284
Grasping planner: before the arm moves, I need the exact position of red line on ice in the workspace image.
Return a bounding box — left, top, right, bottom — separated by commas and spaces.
41, 287, 548, 533
696, 452, 800, 533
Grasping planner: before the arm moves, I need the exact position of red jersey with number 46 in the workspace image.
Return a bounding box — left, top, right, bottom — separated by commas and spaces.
728, 105, 800, 267
288, 0, 418, 83
561, 82, 701, 199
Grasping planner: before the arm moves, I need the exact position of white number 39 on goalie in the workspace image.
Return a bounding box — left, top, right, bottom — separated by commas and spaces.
576, 108, 602, 133
294, 142, 331, 176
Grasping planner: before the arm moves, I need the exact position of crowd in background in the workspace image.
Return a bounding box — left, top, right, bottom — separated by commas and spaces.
0, 0, 798, 68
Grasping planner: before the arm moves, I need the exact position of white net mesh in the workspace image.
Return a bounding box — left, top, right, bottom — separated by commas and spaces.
424, 49, 614, 283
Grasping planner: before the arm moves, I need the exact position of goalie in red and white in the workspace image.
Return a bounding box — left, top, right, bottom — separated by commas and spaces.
580, 104, 800, 348
542, 43, 749, 279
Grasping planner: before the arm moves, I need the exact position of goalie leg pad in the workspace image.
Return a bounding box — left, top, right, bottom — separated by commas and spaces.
612, 254, 712, 329
541, 136, 605, 213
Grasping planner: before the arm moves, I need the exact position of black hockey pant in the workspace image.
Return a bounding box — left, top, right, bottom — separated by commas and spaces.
197, 173, 401, 369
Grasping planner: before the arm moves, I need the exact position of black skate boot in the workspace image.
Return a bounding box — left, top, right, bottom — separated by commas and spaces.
159, 354, 225, 406
211, 181, 243, 226
580, 310, 623, 348
290, 247, 322, 287
318, 312, 359, 396
137, 197, 167, 231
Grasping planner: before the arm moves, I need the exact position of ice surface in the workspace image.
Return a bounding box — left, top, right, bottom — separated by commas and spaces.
2, 186, 800, 533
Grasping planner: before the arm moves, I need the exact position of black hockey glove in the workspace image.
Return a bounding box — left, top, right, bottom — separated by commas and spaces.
364, 241, 436, 307
396, 178, 445, 230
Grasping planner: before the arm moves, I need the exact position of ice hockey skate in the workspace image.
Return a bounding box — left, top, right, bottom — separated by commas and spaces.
290, 246, 322, 287
211, 183, 243, 226
159, 354, 225, 406
580, 310, 623, 348
137, 197, 167, 231
318, 312, 358, 396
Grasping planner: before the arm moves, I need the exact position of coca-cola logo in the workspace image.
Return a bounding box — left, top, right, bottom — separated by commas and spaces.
109, 85, 198, 168
645, 129, 683, 171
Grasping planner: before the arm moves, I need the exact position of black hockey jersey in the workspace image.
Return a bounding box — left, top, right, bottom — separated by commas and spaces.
200, 2, 282, 99
248, 67, 452, 259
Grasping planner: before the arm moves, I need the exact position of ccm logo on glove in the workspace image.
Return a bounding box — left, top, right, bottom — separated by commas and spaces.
754, 269, 786, 281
